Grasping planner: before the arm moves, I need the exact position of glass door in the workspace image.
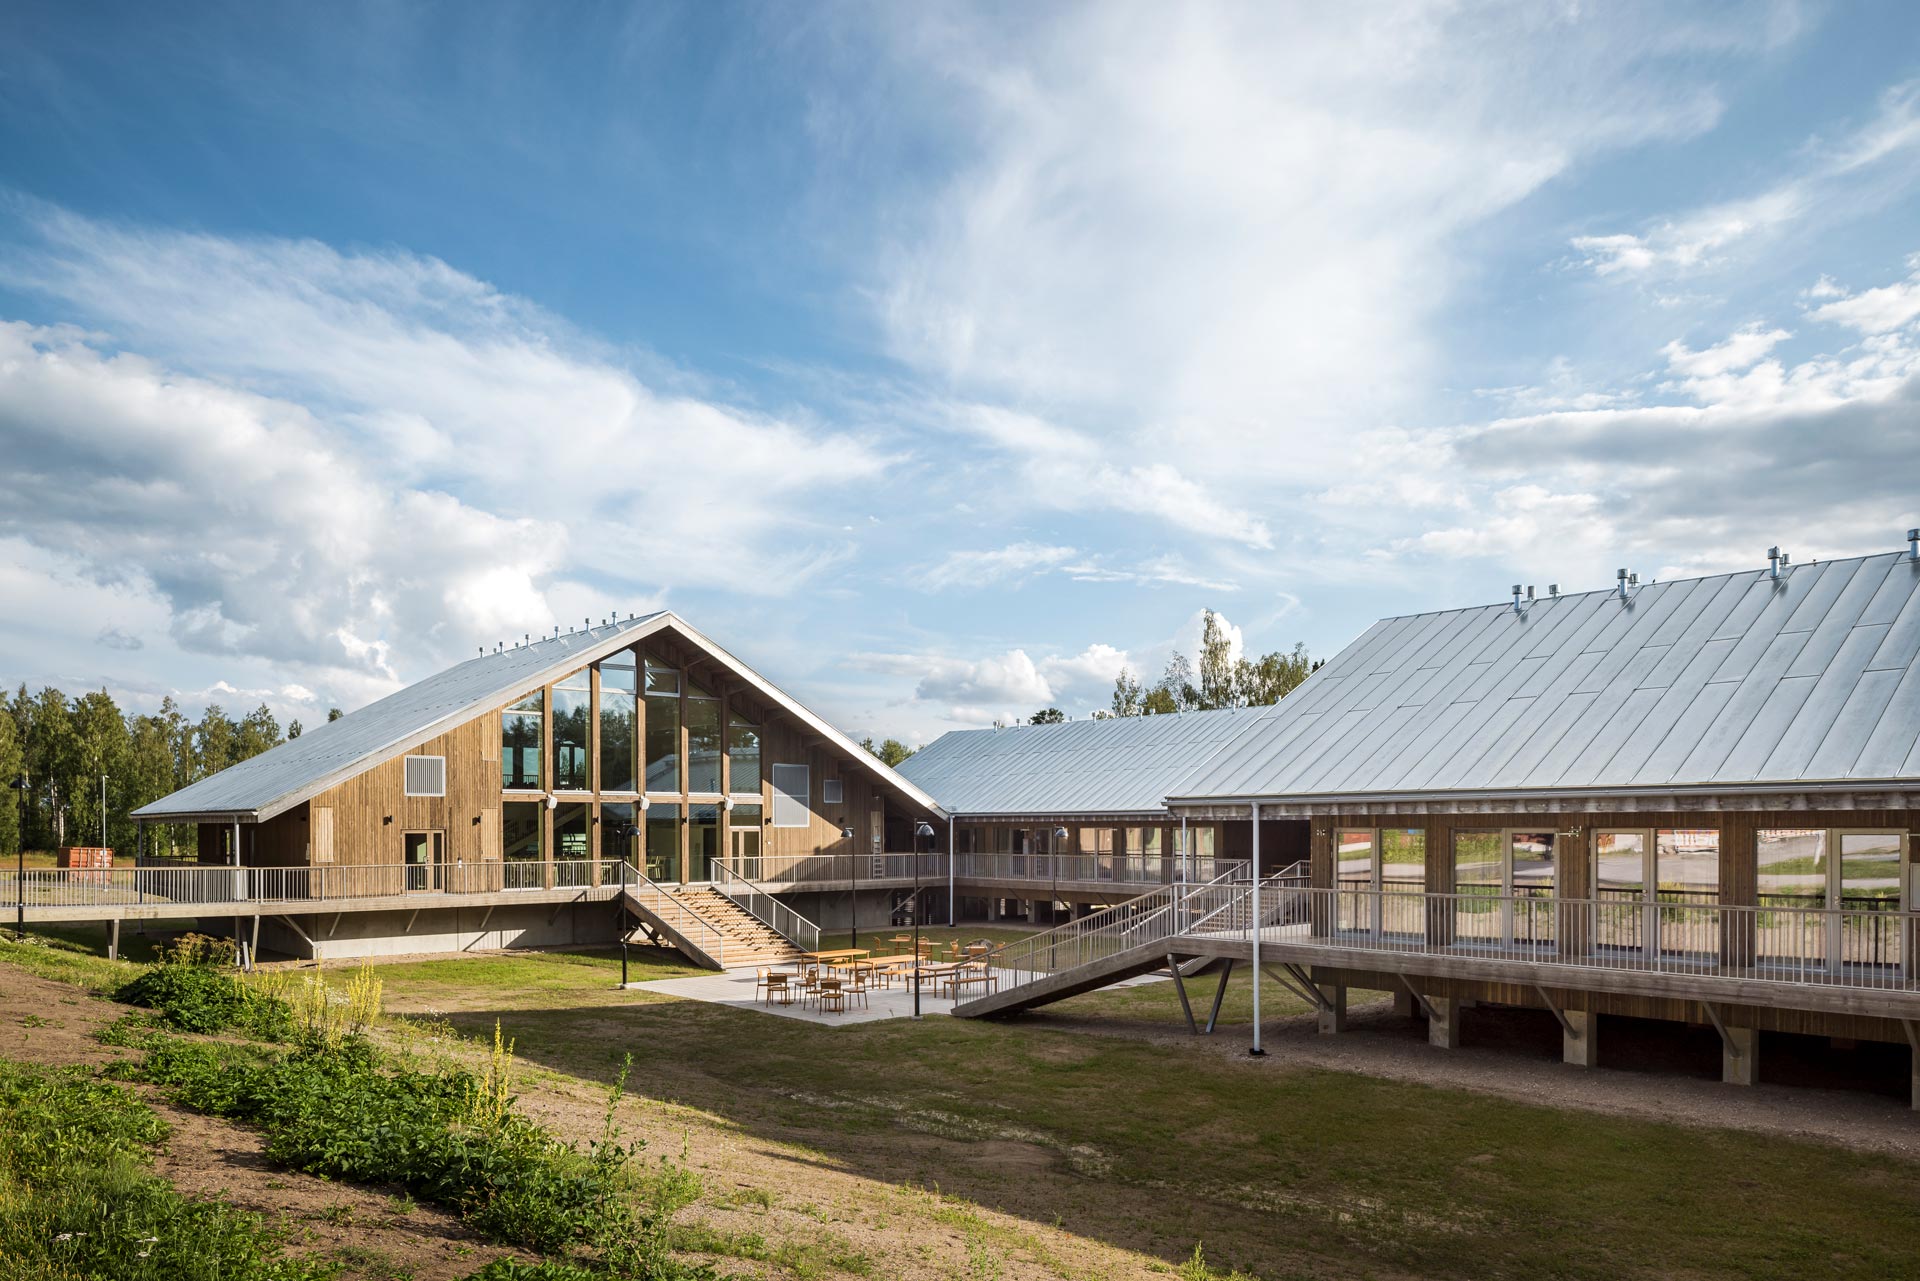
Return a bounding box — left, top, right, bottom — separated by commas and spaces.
402, 830, 444, 893
1594, 830, 1652, 957
1833, 831, 1906, 974
688, 804, 719, 882
1452, 830, 1555, 949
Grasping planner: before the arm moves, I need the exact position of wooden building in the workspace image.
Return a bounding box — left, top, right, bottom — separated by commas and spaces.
127, 612, 950, 961
958, 544, 1920, 1103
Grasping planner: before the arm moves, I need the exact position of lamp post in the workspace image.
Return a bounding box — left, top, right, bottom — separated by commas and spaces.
615, 820, 641, 987
912, 819, 934, 1019
840, 824, 857, 949
1051, 826, 1068, 927
11, 775, 28, 941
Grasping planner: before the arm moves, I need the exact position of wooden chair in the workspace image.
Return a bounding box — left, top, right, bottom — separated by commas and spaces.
763, 973, 790, 1006
846, 971, 871, 1011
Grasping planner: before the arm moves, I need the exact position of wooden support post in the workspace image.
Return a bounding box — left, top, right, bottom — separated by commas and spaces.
1393, 989, 1416, 1018
108, 918, 120, 963
1427, 995, 1462, 1049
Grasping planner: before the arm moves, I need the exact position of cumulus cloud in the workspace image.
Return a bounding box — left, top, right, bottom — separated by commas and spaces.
0, 208, 897, 705
1807, 256, 1920, 334
850, 639, 1133, 725
1443, 259, 1920, 582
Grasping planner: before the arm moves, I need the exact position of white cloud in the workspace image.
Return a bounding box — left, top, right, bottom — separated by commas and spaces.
921, 542, 1078, 590
859, 2, 1735, 476
848, 638, 1133, 726
0, 210, 900, 709
1570, 79, 1920, 279
1807, 256, 1920, 334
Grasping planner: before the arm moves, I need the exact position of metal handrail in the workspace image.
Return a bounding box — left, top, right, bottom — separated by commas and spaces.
615, 861, 729, 964
981, 863, 1252, 993
0, 858, 628, 910
710, 862, 821, 953
1239, 887, 1919, 994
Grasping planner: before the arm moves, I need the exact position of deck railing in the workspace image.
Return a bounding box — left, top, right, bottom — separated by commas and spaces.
0, 859, 626, 911
710, 863, 821, 953
978, 864, 1305, 993
1233, 887, 1918, 994
613, 862, 729, 964
950, 852, 1240, 887
722, 852, 948, 887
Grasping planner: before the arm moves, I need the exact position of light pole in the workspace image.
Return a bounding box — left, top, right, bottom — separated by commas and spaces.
840, 824, 857, 949
1051, 826, 1068, 927
615, 821, 641, 987
11, 775, 29, 941
912, 819, 934, 1019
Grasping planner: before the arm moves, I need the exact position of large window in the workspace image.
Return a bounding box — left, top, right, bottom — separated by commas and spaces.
503, 801, 543, 890
602, 801, 636, 864
728, 714, 761, 795
502, 692, 543, 790
689, 803, 719, 880
646, 803, 680, 882
551, 670, 591, 791
730, 803, 762, 874
645, 659, 681, 794
599, 652, 638, 793
687, 682, 721, 794
771, 763, 809, 828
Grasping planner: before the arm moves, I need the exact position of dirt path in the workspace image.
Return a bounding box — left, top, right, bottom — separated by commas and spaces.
1033, 992, 1920, 1158
0, 972, 523, 1281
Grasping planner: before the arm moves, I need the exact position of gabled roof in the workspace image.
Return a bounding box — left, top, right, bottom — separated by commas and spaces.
136, 611, 947, 823
897, 706, 1268, 818
1174, 551, 1920, 805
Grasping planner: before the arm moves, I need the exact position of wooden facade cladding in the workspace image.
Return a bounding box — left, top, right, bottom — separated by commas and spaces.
305, 711, 503, 867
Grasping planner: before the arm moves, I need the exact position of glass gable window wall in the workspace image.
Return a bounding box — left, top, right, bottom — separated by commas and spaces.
646, 803, 681, 882
599, 651, 638, 793
552, 669, 592, 791
503, 800, 543, 890
502, 692, 543, 790
644, 659, 681, 793
728, 714, 760, 795
687, 680, 721, 794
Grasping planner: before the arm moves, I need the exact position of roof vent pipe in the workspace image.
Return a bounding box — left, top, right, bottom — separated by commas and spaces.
1548, 584, 1559, 597
1908, 528, 1918, 559
1526, 585, 1535, 602
1616, 568, 1629, 602
1511, 584, 1523, 613
1767, 547, 1781, 580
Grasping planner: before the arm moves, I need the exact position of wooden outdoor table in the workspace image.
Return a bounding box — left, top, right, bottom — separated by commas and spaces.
801, 948, 870, 961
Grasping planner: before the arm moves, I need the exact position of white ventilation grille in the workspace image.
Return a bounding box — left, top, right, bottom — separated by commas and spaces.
403, 755, 447, 797
822, 778, 844, 805
771, 763, 809, 828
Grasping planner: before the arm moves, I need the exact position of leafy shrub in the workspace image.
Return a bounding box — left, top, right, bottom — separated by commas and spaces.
114, 962, 293, 1039
0, 1059, 328, 1280
127, 1031, 710, 1275
463, 1260, 603, 1281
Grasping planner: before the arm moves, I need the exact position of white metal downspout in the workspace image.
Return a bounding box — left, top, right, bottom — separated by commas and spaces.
1250, 801, 1264, 1057
947, 815, 955, 926
1180, 814, 1188, 881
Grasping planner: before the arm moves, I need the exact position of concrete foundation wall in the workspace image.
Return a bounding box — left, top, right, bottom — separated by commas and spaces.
248, 903, 623, 961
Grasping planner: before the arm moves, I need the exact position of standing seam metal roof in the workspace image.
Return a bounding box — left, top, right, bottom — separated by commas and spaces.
134, 611, 947, 822
1174, 552, 1920, 802
895, 706, 1268, 817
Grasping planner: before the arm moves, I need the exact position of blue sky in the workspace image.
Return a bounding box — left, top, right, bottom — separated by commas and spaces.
2, 1, 1919, 743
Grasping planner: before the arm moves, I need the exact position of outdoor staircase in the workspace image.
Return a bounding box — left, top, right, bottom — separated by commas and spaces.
952, 865, 1305, 1018
616, 870, 806, 970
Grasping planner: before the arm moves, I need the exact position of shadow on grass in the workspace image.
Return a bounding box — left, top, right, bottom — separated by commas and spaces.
424, 968, 1920, 1281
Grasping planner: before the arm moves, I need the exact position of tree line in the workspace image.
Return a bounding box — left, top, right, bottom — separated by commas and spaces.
1103, 610, 1319, 719
0, 685, 338, 858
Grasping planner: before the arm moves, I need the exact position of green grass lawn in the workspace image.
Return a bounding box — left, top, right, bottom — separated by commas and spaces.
13, 927, 1920, 1279
318, 945, 1920, 1281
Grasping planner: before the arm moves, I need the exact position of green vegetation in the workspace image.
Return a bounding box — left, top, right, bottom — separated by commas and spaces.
359, 947, 1920, 1281
116, 957, 293, 1038
0, 1059, 328, 1280
120, 1022, 707, 1273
